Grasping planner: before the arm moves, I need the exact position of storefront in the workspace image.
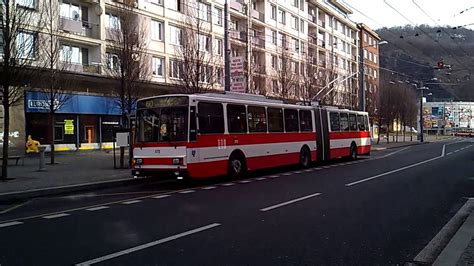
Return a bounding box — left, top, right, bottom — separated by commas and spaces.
25, 91, 122, 151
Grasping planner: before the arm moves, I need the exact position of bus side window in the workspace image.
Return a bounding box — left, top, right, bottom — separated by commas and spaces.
329, 112, 340, 131
197, 102, 224, 134
284, 109, 299, 132
268, 108, 284, 132
364, 115, 370, 131
340, 113, 349, 131
349, 113, 357, 131
357, 114, 365, 131
300, 110, 312, 132
227, 104, 247, 133
248, 106, 267, 132
190, 106, 197, 141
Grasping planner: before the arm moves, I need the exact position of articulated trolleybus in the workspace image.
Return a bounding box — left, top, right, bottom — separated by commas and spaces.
132, 92, 371, 179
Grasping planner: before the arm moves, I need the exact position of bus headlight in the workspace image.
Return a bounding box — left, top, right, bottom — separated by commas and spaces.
173, 158, 183, 165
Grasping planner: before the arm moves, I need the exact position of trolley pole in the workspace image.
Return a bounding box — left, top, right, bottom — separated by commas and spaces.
224, 0, 231, 92
419, 81, 424, 143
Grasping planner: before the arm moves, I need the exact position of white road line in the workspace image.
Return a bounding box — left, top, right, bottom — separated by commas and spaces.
260, 193, 322, 212
0, 221, 23, 228
222, 183, 235, 186
255, 177, 267, 181
179, 190, 195, 194
282, 173, 292, 176
441, 144, 446, 156
315, 167, 323, 170
381, 146, 412, 158
447, 152, 453, 156
152, 195, 171, 199
43, 213, 70, 219
202, 186, 217, 190
122, 200, 142, 205
239, 180, 252, 183
345, 156, 442, 187
268, 175, 280, 178
453, 150, 460, 153
293, 171, 302, 174
304, 169, 313, 172
75, 223, 221, 266
86, 206, 109, 211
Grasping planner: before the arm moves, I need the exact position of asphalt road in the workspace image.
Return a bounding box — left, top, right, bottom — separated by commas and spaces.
0, 139, 473, 265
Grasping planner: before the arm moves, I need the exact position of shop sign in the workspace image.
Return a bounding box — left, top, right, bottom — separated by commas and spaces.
64, 120, 75, 135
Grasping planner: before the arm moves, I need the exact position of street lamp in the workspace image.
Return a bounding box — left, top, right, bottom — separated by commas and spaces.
414, 78, 437, 142
359, 40, 388, 112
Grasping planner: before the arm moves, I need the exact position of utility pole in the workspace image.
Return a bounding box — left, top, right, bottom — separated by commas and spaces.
224, 0, 231, 92
419, 81, 425, 143
246, 0, 252, 93
359, 32, 365, 112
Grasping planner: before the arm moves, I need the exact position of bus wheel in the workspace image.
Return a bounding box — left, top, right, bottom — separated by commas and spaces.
350, 143, 358, 160
299, 146, 311, 168
228, 154, 246, 179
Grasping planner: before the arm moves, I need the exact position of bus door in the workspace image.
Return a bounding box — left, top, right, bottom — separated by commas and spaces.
314, 108, 330, 162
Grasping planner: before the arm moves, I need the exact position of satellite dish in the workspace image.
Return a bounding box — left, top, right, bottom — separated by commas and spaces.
72, 11, 80, 21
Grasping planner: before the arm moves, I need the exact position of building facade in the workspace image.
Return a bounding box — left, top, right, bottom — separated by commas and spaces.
358, 23, 380, 115
2, 0, 369, 151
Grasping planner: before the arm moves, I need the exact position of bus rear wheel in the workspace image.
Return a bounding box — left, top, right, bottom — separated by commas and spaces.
228, 154, 246, 179
349, 143, 358, 160
299, 146, 311, 168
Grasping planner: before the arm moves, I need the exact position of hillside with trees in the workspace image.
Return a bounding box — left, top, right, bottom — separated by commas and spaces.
376, 25, 474, 101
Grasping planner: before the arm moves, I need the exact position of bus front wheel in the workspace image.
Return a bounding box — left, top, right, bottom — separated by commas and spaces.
228, 153, 246, 179
350, 143, 358, 160
299, 146, 311, 168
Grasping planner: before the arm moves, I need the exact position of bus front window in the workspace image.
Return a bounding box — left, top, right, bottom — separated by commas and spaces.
138, 106, 188, 142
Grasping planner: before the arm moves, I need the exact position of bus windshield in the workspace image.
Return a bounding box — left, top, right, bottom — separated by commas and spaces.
136, 97, 188, 142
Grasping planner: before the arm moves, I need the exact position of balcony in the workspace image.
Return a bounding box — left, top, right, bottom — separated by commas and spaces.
230, 0, 246, 14
62, 62, 101, 74
253, 64, 266, 74
251, 36, 264, 48
318, 20, 325, 28
60, 17, 100, 39
251, 9, 264, 22
230, 30, 247, 42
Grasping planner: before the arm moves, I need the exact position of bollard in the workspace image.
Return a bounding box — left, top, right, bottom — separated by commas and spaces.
38, 146, 47, 172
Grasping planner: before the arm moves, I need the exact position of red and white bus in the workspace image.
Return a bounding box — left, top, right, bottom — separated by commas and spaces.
132, 92, 371, 179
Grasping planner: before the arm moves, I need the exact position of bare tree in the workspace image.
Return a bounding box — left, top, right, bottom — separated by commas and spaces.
38, 0, 71, 164
298, 53, 319, 105
276, 45, 298, 101
313, 53, 339, 106
174, 3, 220, 94
105, 0, 150, 167
0, 0, 42, 179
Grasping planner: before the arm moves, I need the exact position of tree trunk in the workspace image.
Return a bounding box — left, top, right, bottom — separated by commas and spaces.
403, 121, 406, 142
2, 101, 10, 179
49, 111, 55, 164
386, 122, 390, 144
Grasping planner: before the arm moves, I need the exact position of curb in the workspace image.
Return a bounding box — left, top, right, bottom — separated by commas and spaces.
371, 141, 426, 151
0, 177, 152, 203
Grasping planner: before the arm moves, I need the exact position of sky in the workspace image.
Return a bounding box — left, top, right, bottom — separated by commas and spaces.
344, 0, 474, 30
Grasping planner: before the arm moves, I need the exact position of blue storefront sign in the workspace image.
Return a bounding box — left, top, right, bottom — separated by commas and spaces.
26, 91, 122, 115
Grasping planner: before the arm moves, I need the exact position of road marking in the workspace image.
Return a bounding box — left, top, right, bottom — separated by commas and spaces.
122, 200, 142, 205
179, 190, 195, 194
202, 186, 217, 190
0, 221, 23, 228
43, 213, 70, 219
322, 166, 331, 169
293, 171, 302, 174
86, 206, 109, 211
255, 177, 266, 181
304, 169, 313, 172
260, 193, 322, 212
381, 146, 412, 158
447, 152, 453, 155
153, 194, 171, 199
345, 155, 442, 187
75, 223, 221, 266
453, 150, 460, 153
315, 167, 323, 170
222, 183, 235, 186
239, 180, 252, 183
268, 175, 280, 178
282, 173, 292, 176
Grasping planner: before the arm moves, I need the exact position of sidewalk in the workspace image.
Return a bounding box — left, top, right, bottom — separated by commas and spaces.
371, 134, 457, 151
0, 150, 134, 201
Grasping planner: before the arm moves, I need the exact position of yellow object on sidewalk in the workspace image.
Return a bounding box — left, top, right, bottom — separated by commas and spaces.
26, 135, 41, 153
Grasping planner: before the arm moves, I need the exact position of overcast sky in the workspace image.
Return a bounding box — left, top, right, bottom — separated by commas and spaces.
344, 0, 474, 30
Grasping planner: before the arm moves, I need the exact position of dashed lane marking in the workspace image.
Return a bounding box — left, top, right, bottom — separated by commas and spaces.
86, 206, 109, 211
268, 175, 280, 178
447, 152, 453, 155
315, 168, 323, 170
282, 173, 292, 176
260, 193, 322, 212
179, 190, 195, 194
153, 194, 171, 199
122, 200, 142, 205
0, 221, 23, 228
43, 213, 70, 219
222, 183, 235, 186
293, 171, 303, 174
239, 180, 252, 183
255, 177, 267, 181
304, 169, 313, 172
202, 186, 217, 190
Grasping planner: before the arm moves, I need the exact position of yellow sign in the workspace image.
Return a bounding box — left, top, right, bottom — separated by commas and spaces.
64, 120, 74, 135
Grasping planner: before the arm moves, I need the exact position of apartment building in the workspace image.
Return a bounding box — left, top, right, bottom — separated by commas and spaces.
3, 0, 363, 151
358, 23, 381, 115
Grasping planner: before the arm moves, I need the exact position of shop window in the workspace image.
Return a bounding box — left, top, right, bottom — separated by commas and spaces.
54, 126, 64, 141
248, 106, 267, 133
284, 109, 299, 132
299, 110, 312, 132
267, 108, 283, 132
330, 112, 340, 131
198, 102, 224, 134
227, 104, 247, 133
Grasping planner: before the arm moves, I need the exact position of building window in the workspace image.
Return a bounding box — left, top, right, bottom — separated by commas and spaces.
271, 4, 276, 20
198, 2, 210, 22
151, 20, 163, 41
291, 15, 298, 30
61, 44, 81, 64
152, 57, 163, 77
198, 34, 211, 52
364, 33, 368, 42
300, 19, 304, 33
17, 32, 36, 59
105, 13, 120, 30
272, 80, 278, 93
293, 38, 299, 51
271, 30, 277, 44
106, 53, 119, 70
363, 49, 367, 59
17, 0, 35, 9
60, 3, 81, 20
278, 9, 286, 25
169, 60, 182, 79
148, 0, 162, 5
374, 54, 377, 64
271, 55, 277, 69
214, 7, 223, 26
292, 0, 298, 8
169, 25, 182, 45
278, 33, 285, 47
168, 0, 181, 12
215, 38, 223, 55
